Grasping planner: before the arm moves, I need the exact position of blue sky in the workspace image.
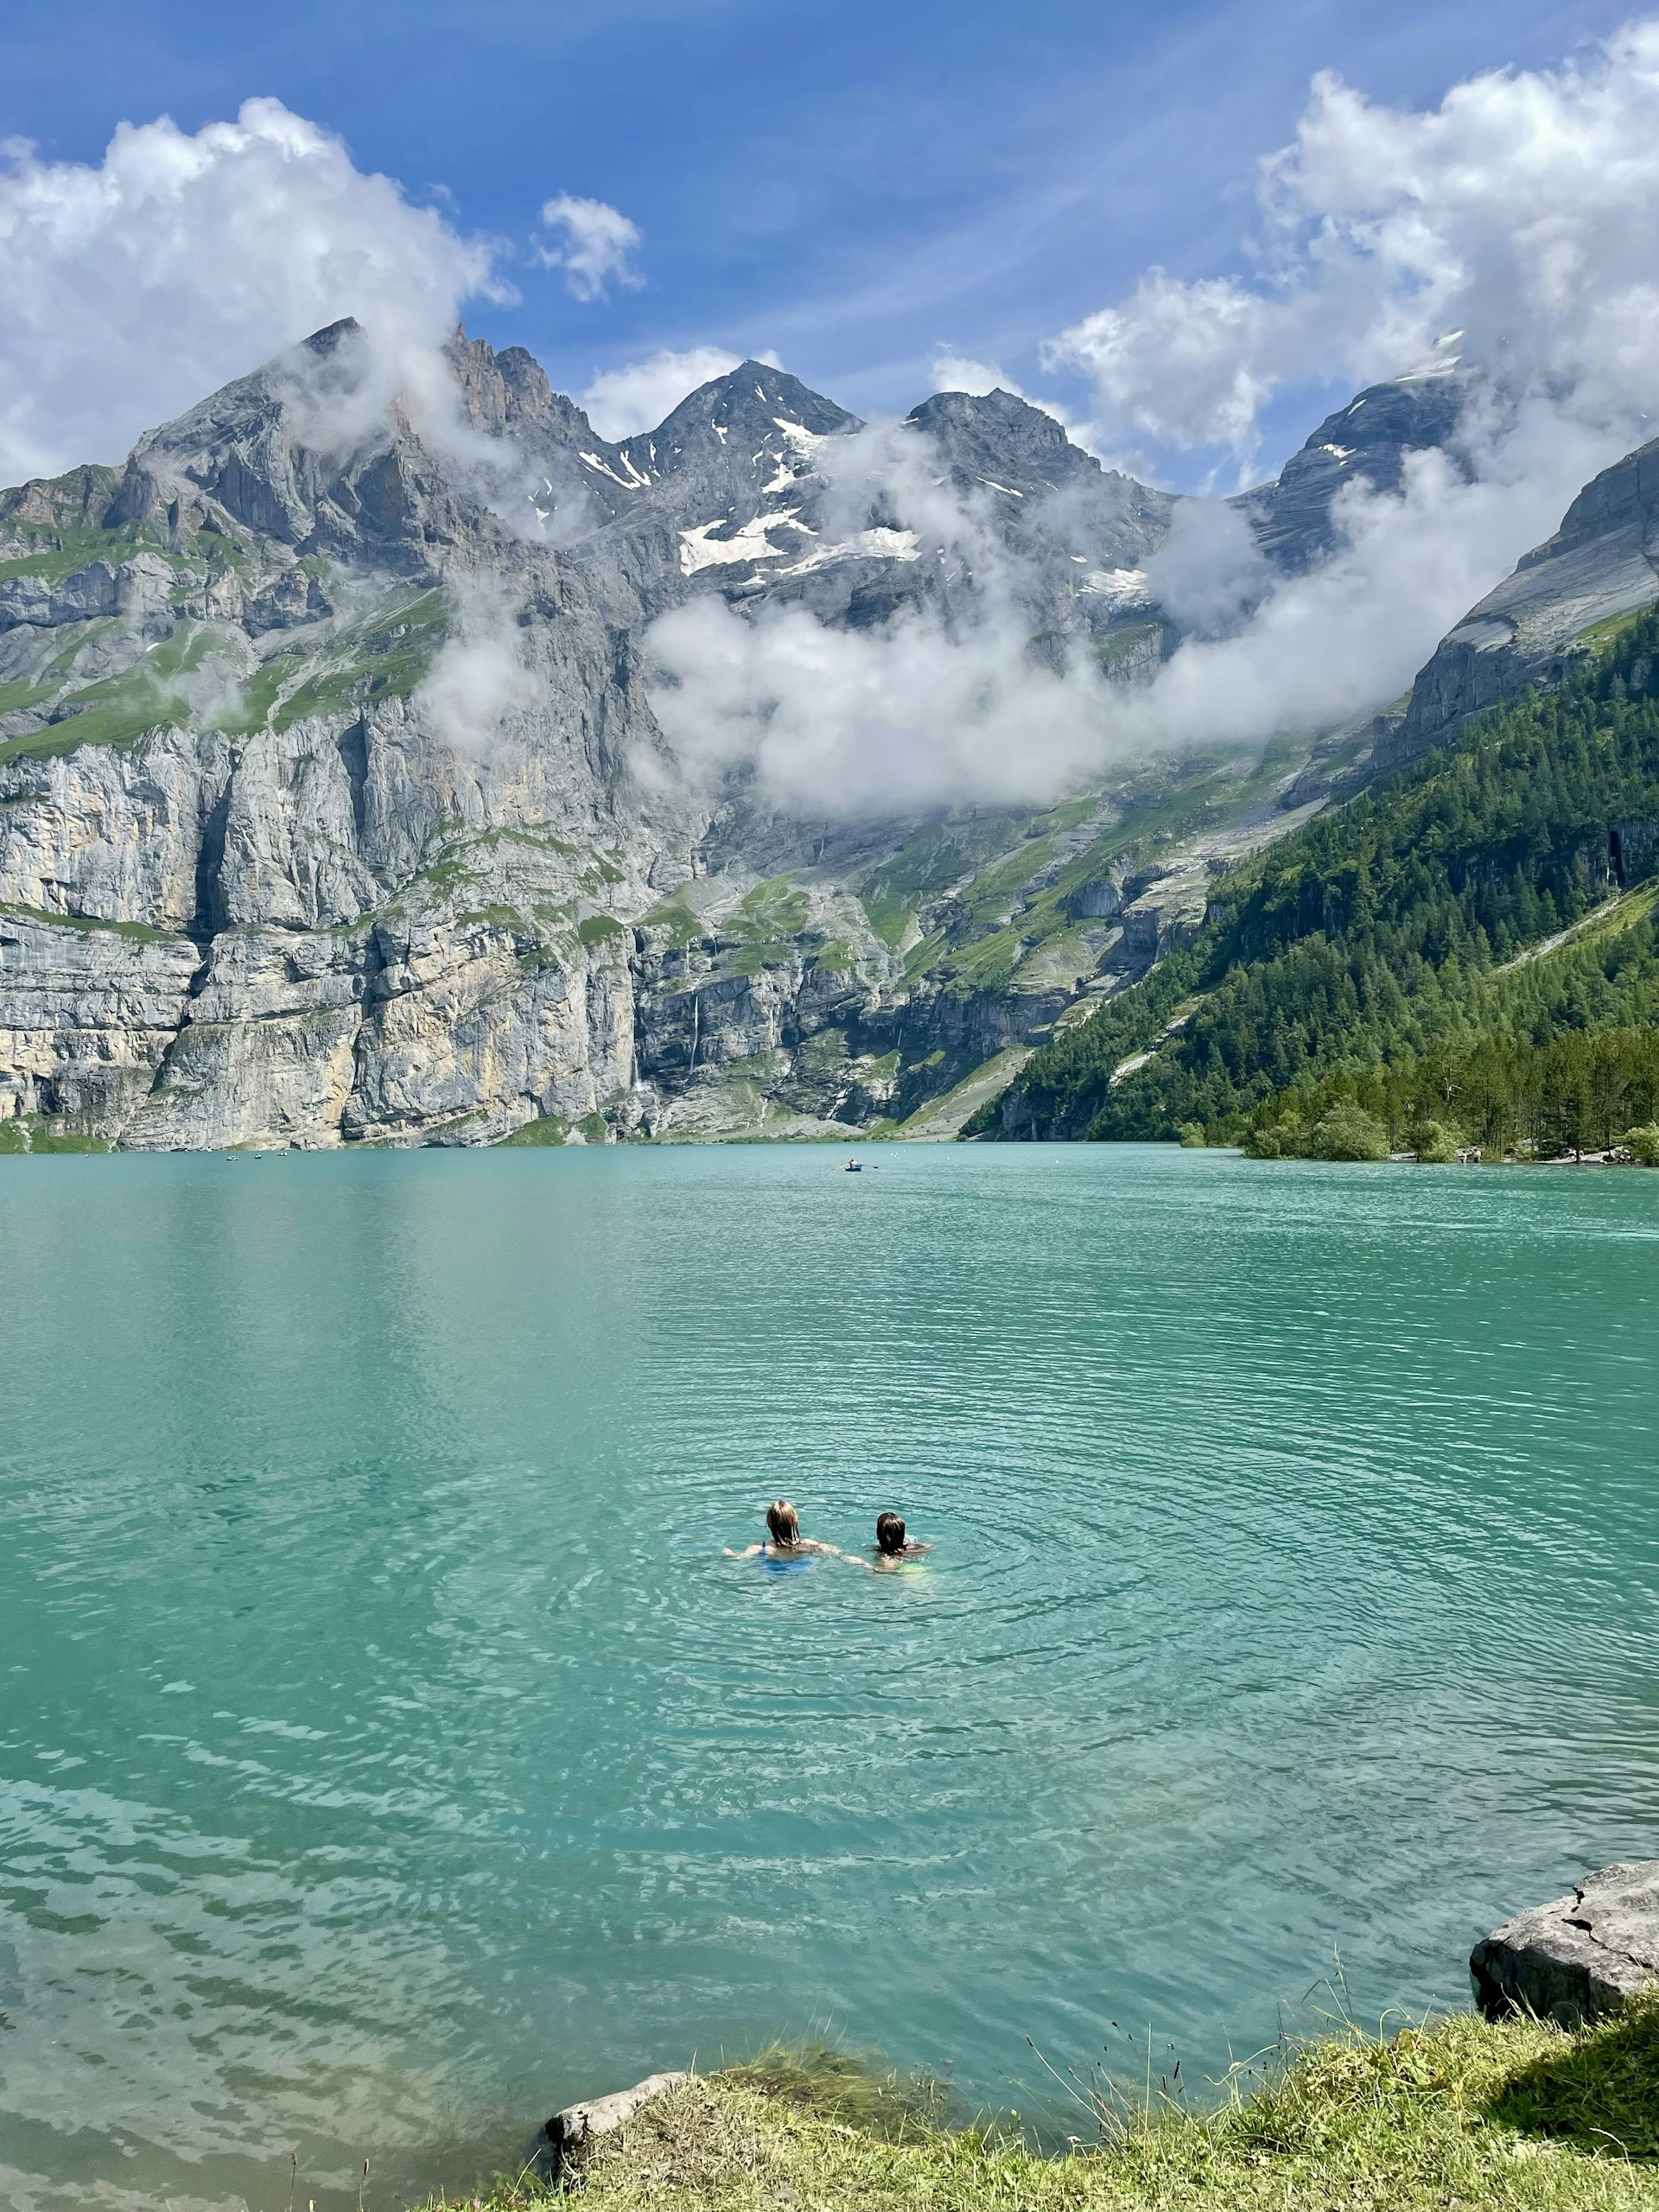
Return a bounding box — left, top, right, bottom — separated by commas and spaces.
0, 0, 1639, 474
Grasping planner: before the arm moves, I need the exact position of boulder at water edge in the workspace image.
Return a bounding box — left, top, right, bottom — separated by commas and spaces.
1471, 1861, 1659, 2024
545, 2069, 691, 2163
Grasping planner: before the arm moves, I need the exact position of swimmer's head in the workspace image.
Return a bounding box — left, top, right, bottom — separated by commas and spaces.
876, 1511, 906, 1556
766, 1500, 801, 1547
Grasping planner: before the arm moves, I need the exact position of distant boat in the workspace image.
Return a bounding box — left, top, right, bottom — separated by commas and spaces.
844, 1158, 862, 1173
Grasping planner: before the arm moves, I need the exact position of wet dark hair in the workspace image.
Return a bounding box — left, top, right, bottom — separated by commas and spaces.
875, 1511, 906, 1555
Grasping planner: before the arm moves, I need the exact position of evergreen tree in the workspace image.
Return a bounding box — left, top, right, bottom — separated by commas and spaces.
969, 608, 1659, 1157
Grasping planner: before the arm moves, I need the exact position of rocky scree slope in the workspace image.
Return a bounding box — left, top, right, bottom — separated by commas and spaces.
0, 323, 1491, 1150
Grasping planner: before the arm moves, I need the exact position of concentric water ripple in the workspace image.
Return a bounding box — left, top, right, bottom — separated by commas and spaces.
1, 1145, 1656, 2212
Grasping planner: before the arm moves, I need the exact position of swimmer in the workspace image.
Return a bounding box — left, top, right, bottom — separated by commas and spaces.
724, 1499, 842, 1561
868, 1510, 931, 1571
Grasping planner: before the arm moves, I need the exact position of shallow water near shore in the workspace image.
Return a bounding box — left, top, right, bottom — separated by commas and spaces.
1, 1143, 1656, 2212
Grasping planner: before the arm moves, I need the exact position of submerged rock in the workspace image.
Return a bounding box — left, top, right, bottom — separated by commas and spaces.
1471, 1861, 1659, 2024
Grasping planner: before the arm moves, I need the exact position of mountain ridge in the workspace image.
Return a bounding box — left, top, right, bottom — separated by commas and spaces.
0, 324, 1653, 1150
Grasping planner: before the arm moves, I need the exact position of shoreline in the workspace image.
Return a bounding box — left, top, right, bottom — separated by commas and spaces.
432, 2004, 1659, 2212
442, 1872, 1659, 2209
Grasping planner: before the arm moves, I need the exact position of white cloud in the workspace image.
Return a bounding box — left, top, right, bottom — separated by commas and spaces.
650, 595, 1103, 816
1047, 274, 1279, 471
647, 21, 1659, 820
646, 402, 1618, 818
580, 344, 784, 439
931, 347, 1020, 397
1128, 403, 1618, 748
535, 194, 643, 302
1141, 498, 1270, 639
647, 411, 1101, 814
412, 575, 538, 760
647, 308, 1634, 817
1046, 21, 1659, 472
0, 99, 499, 484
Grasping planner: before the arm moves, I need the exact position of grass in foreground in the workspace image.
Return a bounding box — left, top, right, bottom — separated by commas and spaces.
438, 2005, 1659, 2212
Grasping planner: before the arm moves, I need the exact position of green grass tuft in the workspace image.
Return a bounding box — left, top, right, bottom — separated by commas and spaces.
0, 698, 180, 766
427, 2005, 1659, 2212
0, 523, 143, 586
0, 901, 181, 945
499, 1116, 575, 1147
0, 1114, 111, 1154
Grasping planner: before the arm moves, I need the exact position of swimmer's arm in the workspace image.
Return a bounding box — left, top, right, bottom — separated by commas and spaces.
722, 1543, 766, 1559
795, 1538, 843, 1555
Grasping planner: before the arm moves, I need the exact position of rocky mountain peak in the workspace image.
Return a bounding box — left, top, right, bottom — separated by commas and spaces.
1393, 427, 1659, 762
899, 386, 1175, 588
617, 361, 860, 482
447, 328, 598, 450
75, 317, 543, 587
658, 359, 856, 438
1237, 365, 1470, 573
302, 316, 365, 358
907, 388, 1086, 489
1524, 430, 1659, 569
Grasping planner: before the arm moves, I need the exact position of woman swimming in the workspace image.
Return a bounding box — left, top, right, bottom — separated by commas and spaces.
724, 1499, 842, 1561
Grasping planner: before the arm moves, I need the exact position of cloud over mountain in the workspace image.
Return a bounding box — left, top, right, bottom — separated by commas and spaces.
1046, 22, 1659, 478
582, 345, 783, 439
652, 20, 1659, 817
0, 99, 499, 482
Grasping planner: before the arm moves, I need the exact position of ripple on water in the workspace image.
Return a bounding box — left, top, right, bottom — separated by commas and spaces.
0, 1144, 1656, 2211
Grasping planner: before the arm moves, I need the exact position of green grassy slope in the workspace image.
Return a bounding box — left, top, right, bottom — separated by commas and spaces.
440, 2003, 1659, 2212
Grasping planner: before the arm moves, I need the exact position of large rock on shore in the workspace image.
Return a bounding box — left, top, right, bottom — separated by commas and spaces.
1471, 1862, 1659, 2024
545, 2069, 691, 2170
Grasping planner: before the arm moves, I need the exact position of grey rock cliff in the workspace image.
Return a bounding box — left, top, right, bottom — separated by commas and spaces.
1394, 435, 1659, 766
1471, 1862, 1659, 2025
1239, 365, 1468, 574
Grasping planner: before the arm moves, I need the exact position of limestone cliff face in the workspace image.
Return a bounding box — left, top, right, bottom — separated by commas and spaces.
0, 698, 683, 1148
0, 322, 706, 1148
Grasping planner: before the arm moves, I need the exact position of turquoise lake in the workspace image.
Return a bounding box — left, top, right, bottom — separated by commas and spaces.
1, 1143, 1656, 2212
